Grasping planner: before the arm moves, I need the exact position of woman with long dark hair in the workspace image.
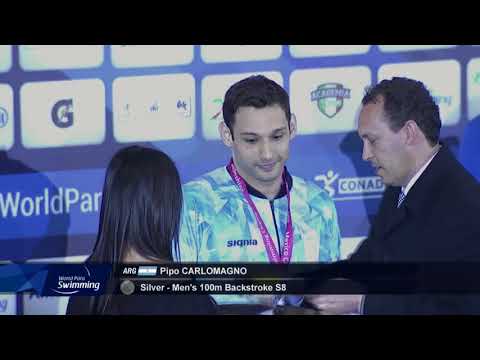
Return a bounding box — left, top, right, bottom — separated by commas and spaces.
66, 145, 216, 315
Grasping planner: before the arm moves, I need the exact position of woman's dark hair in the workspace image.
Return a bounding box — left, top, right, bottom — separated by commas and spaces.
87, 145, 182, 314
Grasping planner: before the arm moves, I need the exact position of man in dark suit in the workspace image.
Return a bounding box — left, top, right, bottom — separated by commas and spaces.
305, 77, 480, 314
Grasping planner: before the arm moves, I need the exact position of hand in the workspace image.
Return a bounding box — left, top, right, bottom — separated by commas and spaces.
273, 306, 320, 315
304, 295, 364, 315
254, 295, 277, 307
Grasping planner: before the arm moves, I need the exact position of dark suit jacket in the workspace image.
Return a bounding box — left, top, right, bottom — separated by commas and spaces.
349, 145, 480, 314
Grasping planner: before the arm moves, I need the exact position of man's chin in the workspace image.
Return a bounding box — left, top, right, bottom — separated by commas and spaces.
253, 171, 282, 184
380, 177, 395, 186
376, 170, 388, 185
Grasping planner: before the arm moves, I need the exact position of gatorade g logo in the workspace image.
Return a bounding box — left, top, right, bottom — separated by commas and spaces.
51, 99, 74, 128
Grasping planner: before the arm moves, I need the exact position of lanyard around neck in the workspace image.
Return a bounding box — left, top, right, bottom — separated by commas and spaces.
227, 160, 294, 263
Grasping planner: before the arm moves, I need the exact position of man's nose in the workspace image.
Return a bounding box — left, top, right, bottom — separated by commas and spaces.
259, 141, 273, 160
362, 141, 373, 161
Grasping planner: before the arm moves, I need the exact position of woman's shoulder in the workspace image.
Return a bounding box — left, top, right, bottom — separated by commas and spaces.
111, 294, 217, 315
66, 296, 93, 315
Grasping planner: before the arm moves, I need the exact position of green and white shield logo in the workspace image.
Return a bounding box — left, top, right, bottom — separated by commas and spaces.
311, 83, 351, 118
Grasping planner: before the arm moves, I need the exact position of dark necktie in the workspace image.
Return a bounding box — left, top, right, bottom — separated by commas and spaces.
397, 190, 406, 208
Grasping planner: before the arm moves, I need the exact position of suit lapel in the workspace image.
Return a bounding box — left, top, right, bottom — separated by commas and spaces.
383, 205, 408, 240
377, 187, 409, 241
374, 146, 451, 245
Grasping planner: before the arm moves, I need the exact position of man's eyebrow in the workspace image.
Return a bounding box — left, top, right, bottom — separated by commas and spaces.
239, 127, 287, 136
271, 127, 287, 134
359, 132, 374, 139
239, 132, 259, 136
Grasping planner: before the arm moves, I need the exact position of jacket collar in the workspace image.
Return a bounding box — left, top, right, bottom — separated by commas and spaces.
226, 164, 293, 200
392, 143, 451, 216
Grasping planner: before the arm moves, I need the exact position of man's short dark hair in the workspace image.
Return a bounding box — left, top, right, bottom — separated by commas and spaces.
362, 77, 441, 146
222, 75, 291, 138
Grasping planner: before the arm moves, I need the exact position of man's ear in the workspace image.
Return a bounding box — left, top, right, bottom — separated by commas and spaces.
219, 122, 233, 147
289, 113, 297, 140
404, 119, 420, 146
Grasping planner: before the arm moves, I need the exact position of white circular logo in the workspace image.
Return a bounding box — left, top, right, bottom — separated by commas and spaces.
120, 280, 135, 295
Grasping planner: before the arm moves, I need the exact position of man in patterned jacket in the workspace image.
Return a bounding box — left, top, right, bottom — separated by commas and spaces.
178, 75, 341, 310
